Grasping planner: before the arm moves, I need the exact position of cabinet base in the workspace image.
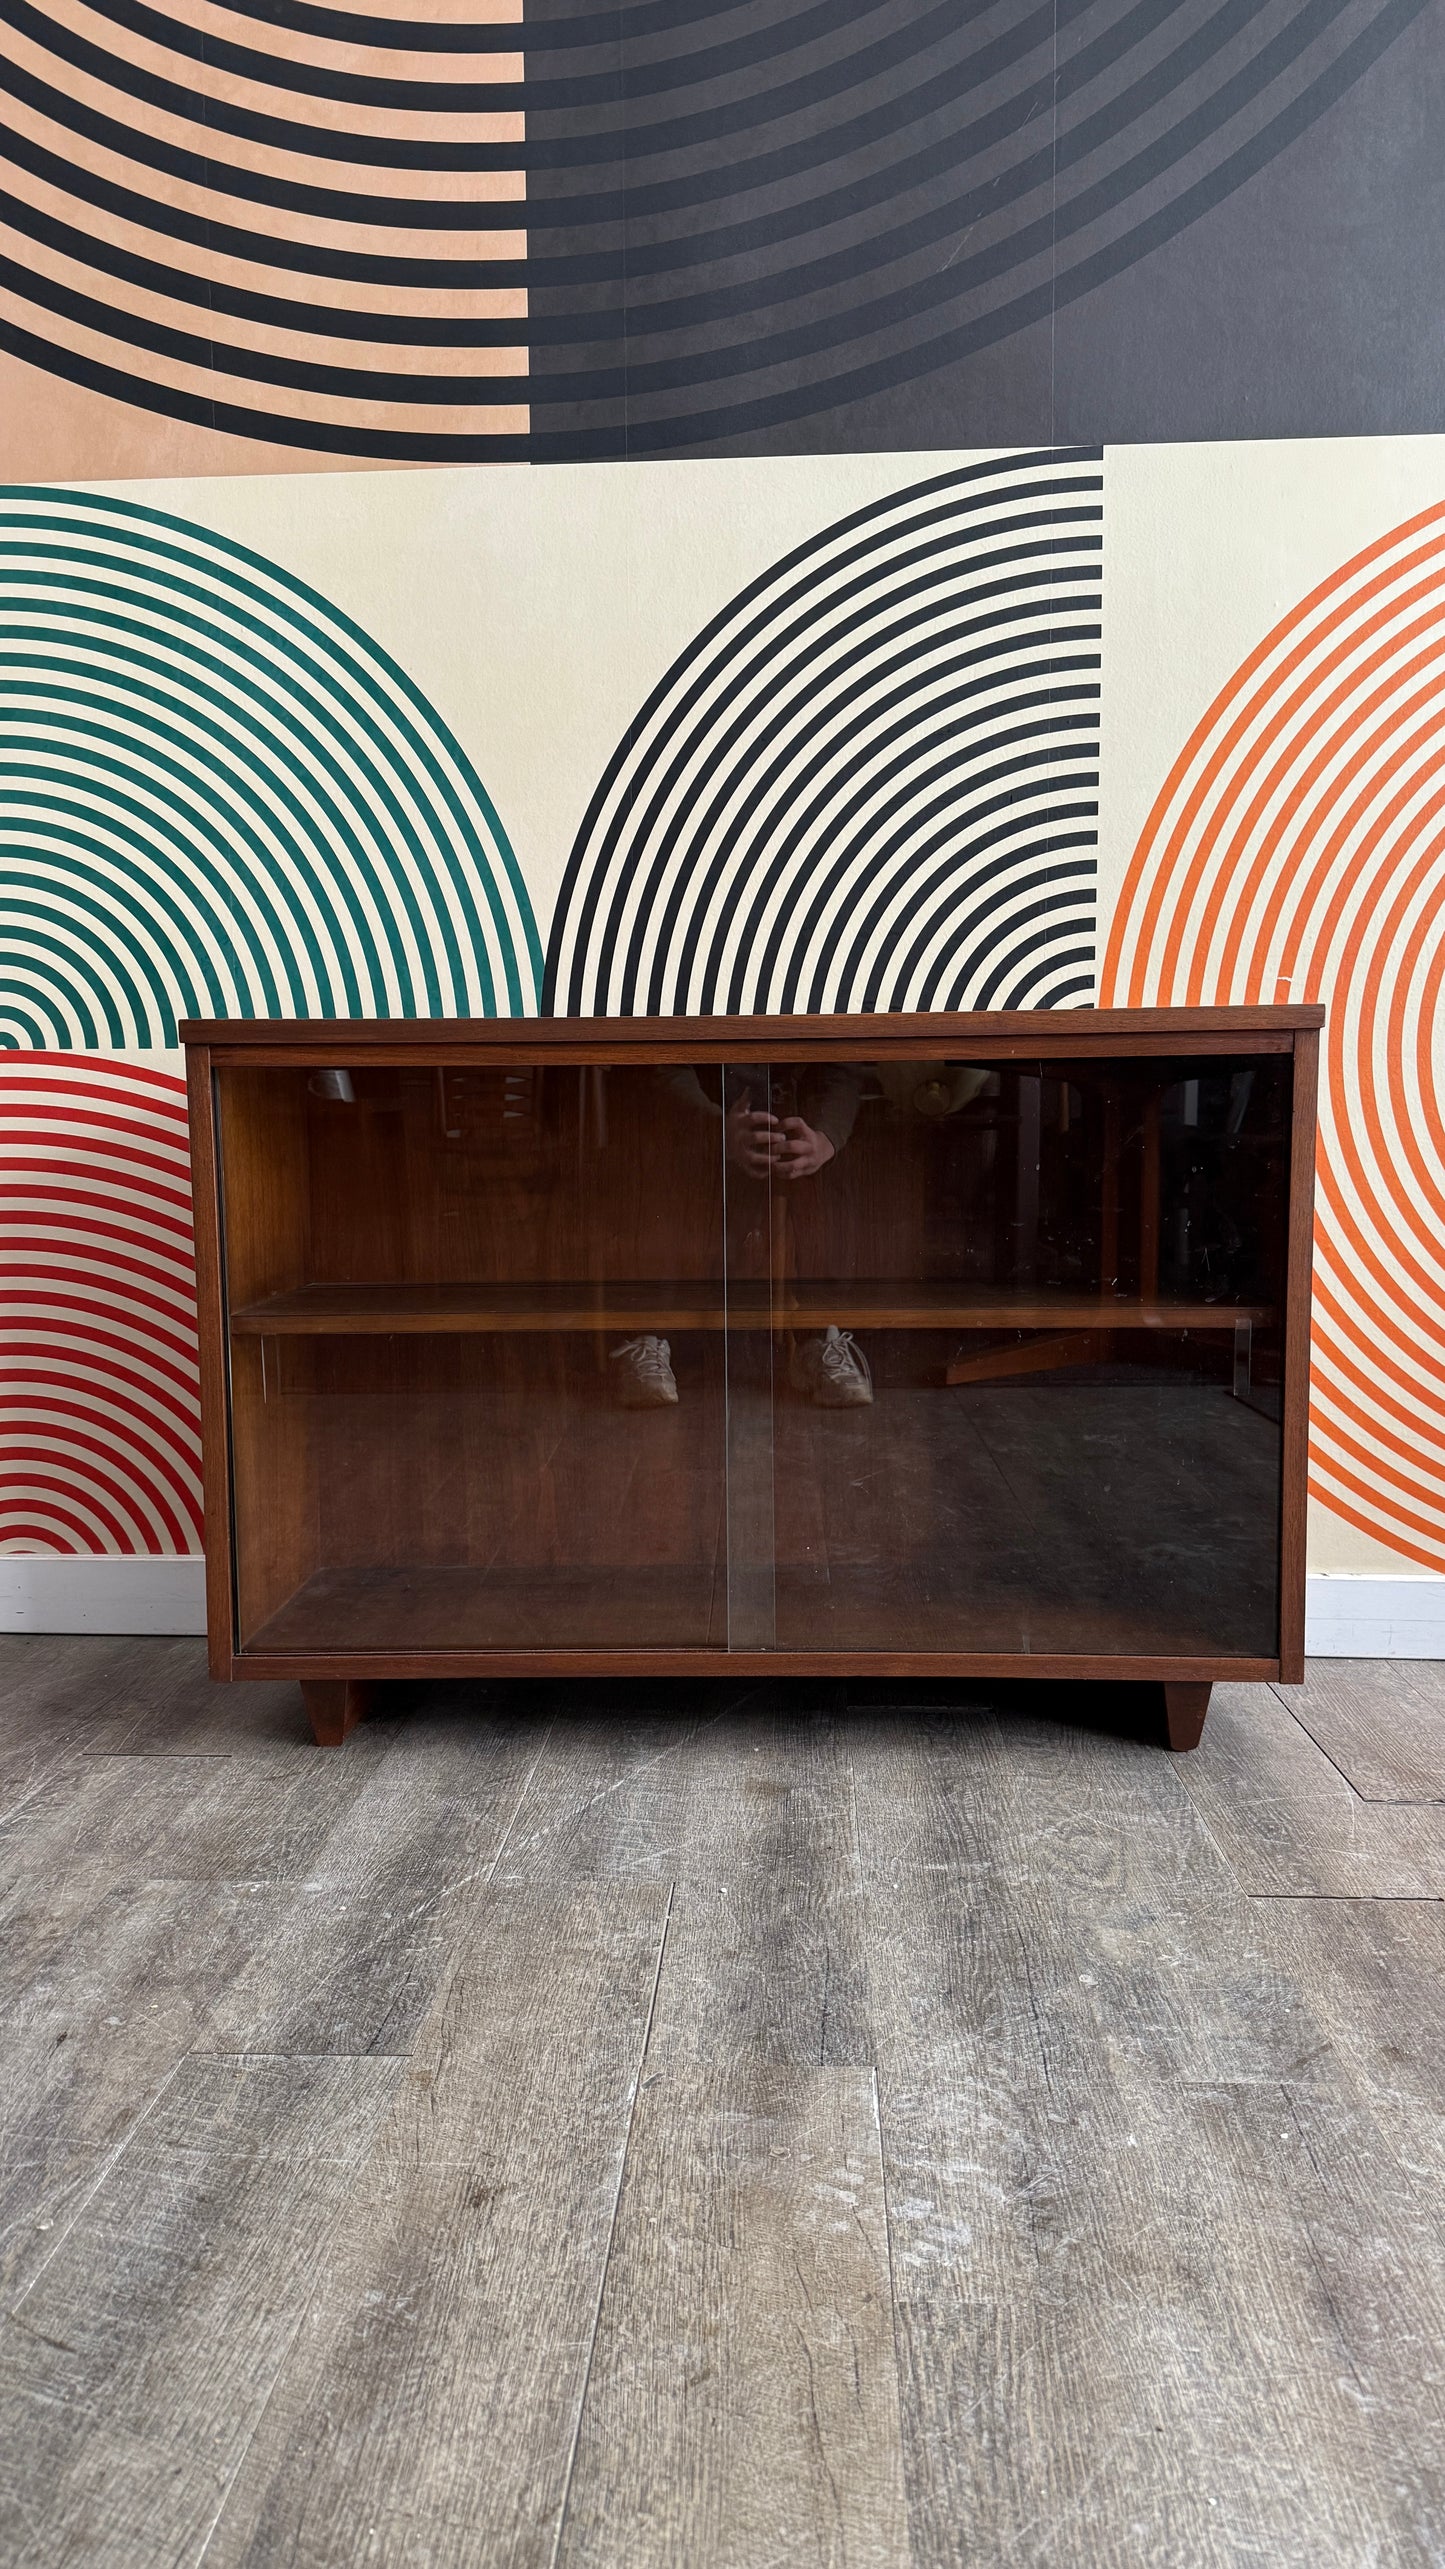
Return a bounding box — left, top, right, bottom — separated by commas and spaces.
1162, 1681, 1211, 1752
301, 1679, 373, 1747
292, 1672, 1212, 1753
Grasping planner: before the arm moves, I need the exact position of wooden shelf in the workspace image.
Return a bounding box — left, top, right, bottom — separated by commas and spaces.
230, 1279, 1276, 1337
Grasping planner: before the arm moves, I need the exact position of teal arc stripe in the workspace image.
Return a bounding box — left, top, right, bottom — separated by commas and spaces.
0, 585, 451, 1016
15, 490, 539, 960
1, 498, 541, 1003
0, 880, 191, 1040
0, 488, 540, 1031
0, 740, 306, 1018
0, 952, 107, 1046
0, 793, 298, 1035
0, 672, 411, 1018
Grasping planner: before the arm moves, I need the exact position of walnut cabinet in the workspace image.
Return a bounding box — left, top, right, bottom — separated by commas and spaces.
184, 1008, 1321, 1749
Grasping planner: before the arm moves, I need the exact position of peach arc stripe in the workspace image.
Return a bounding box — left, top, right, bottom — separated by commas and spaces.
0, 0, 529, 465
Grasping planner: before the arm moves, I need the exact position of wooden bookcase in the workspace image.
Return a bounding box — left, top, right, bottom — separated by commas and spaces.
183, 1008, 1321, 1748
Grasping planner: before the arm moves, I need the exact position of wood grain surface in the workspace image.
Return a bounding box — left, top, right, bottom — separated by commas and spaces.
556, 2064, 908, 2569
191, 1012, 1314, 1699
181, 1004, 1326, 1057
203, 1885, 670, 2569
1175, 1682, 1445, 1895
229, 1278, 1275, 1336
1, 1637, 1441, 2566
0, 2053, 404, 2567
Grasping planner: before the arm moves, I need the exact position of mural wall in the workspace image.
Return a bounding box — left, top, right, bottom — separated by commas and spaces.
3, 0, 1444, 1585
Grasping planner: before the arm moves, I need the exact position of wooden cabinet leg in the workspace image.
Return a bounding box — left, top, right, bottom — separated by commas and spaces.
301, 1680, 372, 1747
1162, 1681, 1211, 1752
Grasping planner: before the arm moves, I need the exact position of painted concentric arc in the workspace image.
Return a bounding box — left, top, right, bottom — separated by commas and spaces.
0, 0, 528, 457
1102, 500, 1445, 1572
0, 0, 1426, 457
545, 448, 1102, 1017
527, 0, 1430, 456
0, 1054, 201, 1556
0, 487, 540, 1049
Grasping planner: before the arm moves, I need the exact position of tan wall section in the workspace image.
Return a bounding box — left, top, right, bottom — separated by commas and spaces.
0, 348, 430, 483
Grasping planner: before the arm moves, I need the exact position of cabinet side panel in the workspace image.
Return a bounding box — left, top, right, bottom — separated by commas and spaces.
216, 1068, 312, 1305
214, 1068, 320, 1644
1279, 1029, 1320, 1680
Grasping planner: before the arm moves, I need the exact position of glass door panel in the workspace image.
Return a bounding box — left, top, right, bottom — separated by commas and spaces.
216, 1059, 729, 1654
754, 1052, 1291, 1660
720, 1062, 779, 1650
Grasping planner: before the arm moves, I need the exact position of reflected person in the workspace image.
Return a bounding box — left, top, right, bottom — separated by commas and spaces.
609, 1063, 872, 1409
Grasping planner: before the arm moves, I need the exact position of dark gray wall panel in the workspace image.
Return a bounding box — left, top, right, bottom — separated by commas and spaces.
525, 0, 1440, 460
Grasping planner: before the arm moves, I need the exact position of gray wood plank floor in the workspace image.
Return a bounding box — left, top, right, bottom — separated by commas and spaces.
1, 1644, 1443, 2566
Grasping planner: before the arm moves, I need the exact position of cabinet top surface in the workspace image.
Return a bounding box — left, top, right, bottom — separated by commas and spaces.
182, 1004, 1323, 1057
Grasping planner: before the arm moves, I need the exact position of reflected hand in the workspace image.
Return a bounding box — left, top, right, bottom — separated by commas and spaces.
778, 1116, 835, 1180
726, 1101, 783, 1178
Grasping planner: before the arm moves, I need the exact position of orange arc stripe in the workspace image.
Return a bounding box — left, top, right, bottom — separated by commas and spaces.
1307, 1460, 1445, 1570
1215, 629, 1445, 1004
1311, 1270, 1445, 1407
1360, 829, 1445, 1246
1310, 1406, 1445, 1521
1105, 502, 1445, 1568
1411, 924, 1445, 1179
1106, 513, 1445, 1001
1316, 831, 1445, 1334
1099, 505, 1445, 1003
1301, 1305, 1439, 1469
1177, 570, 1445, 1003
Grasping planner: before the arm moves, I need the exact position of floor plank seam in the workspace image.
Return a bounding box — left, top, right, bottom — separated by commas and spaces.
870, 2059, 914, 2565
1248, 1890, 1445, 1903
1315, 1797, 1445, 1810
1264, 1682, 1397, 1803
1253, 1893, 1445, 1909
545, 1877, 676, 2569
192, 2049, 417, 2064
74, 1750, 362, 1762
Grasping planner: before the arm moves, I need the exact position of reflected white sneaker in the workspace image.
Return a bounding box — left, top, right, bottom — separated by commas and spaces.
790, 1327, 873, 1408
610, 1334, 678, 1407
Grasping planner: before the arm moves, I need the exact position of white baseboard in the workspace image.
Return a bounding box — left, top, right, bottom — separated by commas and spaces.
2, 1556, 1443, 1659
1303, 1574, 1445, 1659
0, 1555, 207, 1635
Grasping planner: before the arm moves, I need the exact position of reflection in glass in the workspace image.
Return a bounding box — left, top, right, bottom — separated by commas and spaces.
218, 1063, 731, 1653
215, 1048, 1290, 1665
758, 1054, 1288, 1657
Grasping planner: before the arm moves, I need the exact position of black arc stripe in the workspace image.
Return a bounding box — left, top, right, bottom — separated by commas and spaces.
644, 663, 1102, 1016
551, 461, 1103, 1006
182, 0, 898, 57
544, 452, 1104, 1021
863, 849, 1098, 1013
